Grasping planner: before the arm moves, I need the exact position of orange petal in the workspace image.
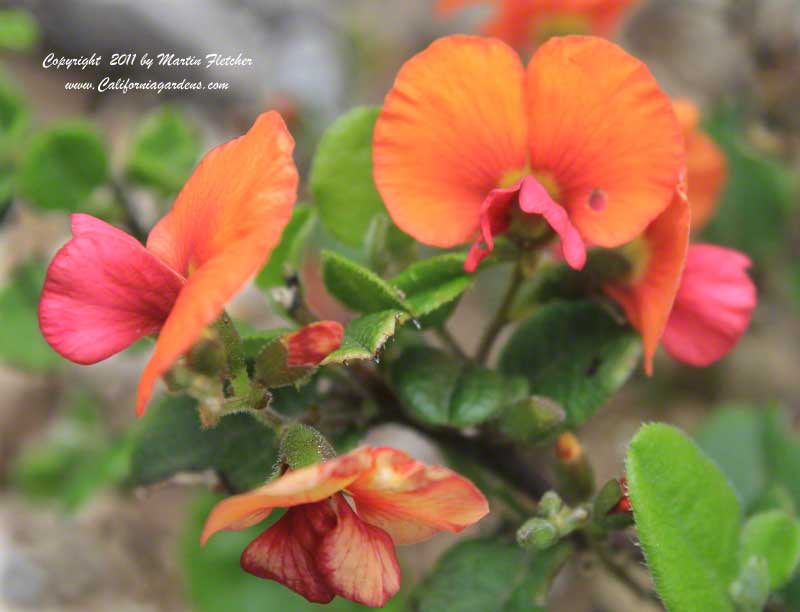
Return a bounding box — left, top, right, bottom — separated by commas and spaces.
318, 494, 401, 608
136, 112, 298, 415
200, 451, 372, 545
673, 99, 726, 230
526, 36, 684, 248
241, 502, 338, 604
374, 35, 528, 248
348, 447, 490, 545
604, 190, 690, 374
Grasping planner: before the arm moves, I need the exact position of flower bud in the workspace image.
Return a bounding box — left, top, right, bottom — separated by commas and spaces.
279, 423, 336, 470
517, 517, 558, 550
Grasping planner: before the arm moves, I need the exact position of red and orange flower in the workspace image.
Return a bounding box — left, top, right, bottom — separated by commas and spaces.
38, 112, 298, 415
373, 35, 684, 275
603, 98, 753, 371
201, 446, 489, 607
437, 0, 639, 50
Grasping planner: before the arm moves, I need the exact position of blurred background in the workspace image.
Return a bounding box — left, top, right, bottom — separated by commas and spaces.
0, 0, 798, 610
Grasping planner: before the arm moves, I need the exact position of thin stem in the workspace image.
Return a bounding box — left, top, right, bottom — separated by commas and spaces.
255, 405, 290, 431
434, 326, 467, 360
475, 262, 524, 364
594, 543, 661, 605
110, 178, 147, 242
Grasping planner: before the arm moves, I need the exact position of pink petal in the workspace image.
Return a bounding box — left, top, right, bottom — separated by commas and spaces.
318, 494, 401, 608
518, 176, 586, 269
39, 215, 184, 365
465, 182, 519, 273
662, 244, 756, 367
464, 176, 587, 273
241, 502, 338, 604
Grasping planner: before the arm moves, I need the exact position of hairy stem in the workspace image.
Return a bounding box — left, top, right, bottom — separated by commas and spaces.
475, 262, 524, 364
213, 311, 251, 399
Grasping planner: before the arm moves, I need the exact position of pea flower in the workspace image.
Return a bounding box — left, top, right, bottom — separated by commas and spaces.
201, 447, 489, 607
673, 99, 727, 230
604, 194, 756, 371
373, 35, 684, 273
436, 1, 638, 49
38, 112, 298, 416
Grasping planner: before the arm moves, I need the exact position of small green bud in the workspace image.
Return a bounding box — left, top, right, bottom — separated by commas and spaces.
730, 555, 770, 612
279, 424, 336, 470
517, 517, 559, 550
538, 491, 563, 517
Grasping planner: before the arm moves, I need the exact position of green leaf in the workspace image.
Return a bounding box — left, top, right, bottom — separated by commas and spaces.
499, 300, 640, 428
414, 538, 571, 612
392, 253, 474, 327
18, 120, 109, 211
695, 405, 767, 511
702, 104, 793, 262
0, 10, 39, 52
125, 105, 199, 194
390, 346, 527, 427
128, 394, 277, 492
762, 406, 800, 510
310, 106, 385, 247
257, 205, 316, 290
322, 309, 408, 365
495, 396, 565, 445
181, 492, 389, 612
0, 77, 29, 161
626, 423, 741, 612
740, 510, 800, 590
321, 250, 408, 313
0, 261, 62, 370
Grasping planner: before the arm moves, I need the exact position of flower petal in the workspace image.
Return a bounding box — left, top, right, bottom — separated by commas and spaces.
135, 112, 298, 415
318, 494, 401, 608
673, 99, 726, 230
201, 451, 372, 545
348, 447, 489, 545
241, 502, 338, 604
39, 215, 183, 365
662, 244, 756, 367
284, 321, 344, 367
518, 176, 586, 269
484, 0, 637, 48
374, 35, 528, 248
604, 191, 690, 374
526, 36, 684, 247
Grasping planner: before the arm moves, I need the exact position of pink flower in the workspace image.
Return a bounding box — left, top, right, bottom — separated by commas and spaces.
201, 447, 489, 607
662, 244, 756, 367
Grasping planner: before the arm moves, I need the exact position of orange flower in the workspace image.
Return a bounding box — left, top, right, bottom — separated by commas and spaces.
436, 0, 638, 49
39, 112, 298, 416
201, 447, 489, 607
673, 99, 727, 230
603, 190, 691, 374
373, 35, 684, 273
